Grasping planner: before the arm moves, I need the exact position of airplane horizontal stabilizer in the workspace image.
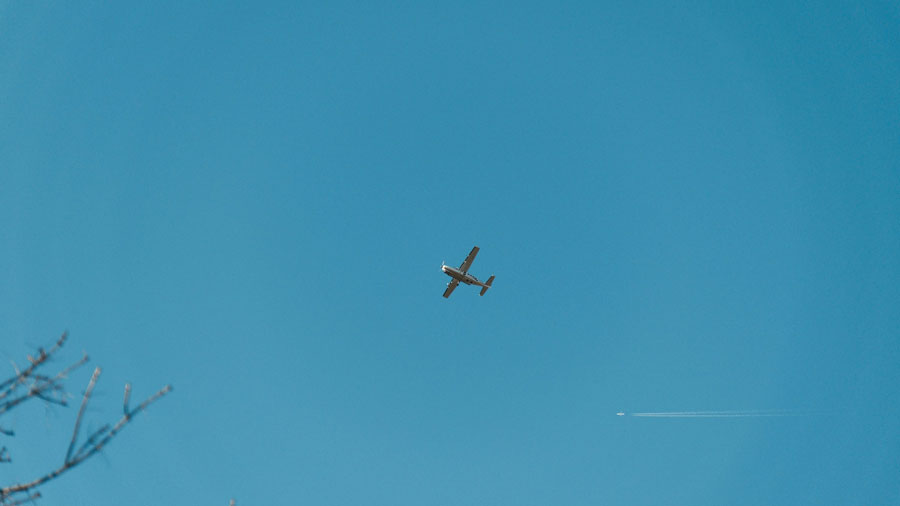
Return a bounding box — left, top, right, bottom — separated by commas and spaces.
479, 275, 495, 296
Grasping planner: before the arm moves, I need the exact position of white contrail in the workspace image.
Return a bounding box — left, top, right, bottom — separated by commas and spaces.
622, 409, 807, 418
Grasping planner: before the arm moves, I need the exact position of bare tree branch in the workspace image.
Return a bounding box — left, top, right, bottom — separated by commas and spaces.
0, 333, 67, 396
69, 384, 172, 466
1, 380, 171, 502
0, 334, 171, 504
0, 334, 89, 420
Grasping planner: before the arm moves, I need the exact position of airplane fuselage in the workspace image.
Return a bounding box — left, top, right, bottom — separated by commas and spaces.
441, 265, 487, 287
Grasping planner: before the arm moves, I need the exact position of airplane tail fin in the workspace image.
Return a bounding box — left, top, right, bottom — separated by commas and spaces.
480, 275, 495, 296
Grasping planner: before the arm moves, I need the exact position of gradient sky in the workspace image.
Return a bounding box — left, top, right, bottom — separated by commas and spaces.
2, 2, 899, 505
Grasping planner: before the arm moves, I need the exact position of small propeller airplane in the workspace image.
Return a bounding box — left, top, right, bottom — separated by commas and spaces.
441, 246, 495, 298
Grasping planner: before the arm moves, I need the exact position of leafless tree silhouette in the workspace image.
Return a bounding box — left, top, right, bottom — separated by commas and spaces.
0, 332, 171, 505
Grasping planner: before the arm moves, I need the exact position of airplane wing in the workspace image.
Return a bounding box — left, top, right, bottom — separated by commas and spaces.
443, 279, 459, 298
458, 246, 480, 273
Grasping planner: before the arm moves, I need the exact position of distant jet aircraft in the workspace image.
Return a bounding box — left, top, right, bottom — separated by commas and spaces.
441, 246, 495, 298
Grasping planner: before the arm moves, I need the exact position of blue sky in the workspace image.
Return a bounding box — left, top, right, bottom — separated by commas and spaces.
1, 2, 898, 505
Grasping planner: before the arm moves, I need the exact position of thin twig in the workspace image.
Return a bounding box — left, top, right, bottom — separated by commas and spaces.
74, 425, 109, 459
122, 384, 131, 415
52, 353, 89, 383
65, 367, 100, 465
3, 491, 40, 506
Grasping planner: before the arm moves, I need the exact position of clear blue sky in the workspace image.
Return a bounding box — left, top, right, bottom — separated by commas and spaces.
2, 2, 899, 504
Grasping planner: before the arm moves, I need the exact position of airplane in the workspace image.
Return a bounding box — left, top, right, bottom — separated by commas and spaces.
441, 246, 495, 298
